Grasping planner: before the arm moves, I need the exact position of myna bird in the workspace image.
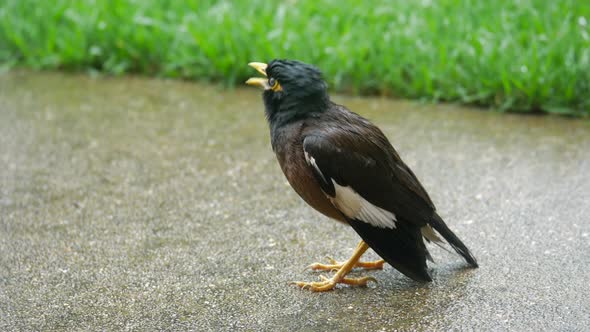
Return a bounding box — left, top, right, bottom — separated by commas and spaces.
246, 59, 478, 291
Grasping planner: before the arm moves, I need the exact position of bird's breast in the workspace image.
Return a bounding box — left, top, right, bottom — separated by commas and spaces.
273, 127, 346, 224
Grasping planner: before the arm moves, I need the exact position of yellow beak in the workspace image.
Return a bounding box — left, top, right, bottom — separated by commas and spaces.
248, 62, 268, 77
246, 62, 270, 89
246, 62, 282, 91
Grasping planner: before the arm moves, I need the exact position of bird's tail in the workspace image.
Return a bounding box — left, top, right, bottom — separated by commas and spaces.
429, 213, 478, 268
349, 220, 433, 282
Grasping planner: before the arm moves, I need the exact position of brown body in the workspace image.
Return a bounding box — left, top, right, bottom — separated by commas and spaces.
272, 121, 347, 223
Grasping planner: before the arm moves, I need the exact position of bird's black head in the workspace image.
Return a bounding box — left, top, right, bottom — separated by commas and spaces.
246, 59, 329, 127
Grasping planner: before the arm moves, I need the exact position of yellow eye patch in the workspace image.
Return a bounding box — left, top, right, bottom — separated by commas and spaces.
270, 78, 282, 92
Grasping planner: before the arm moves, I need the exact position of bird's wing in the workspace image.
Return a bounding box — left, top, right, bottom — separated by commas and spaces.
302, 114, 478, 274
302, 125, 439, 282
302, 127, 436, 229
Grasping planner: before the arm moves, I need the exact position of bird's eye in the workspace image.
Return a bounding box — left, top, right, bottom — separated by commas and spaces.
267, 77, 282, 92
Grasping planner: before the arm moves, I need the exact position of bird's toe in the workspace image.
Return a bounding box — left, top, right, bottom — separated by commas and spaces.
291, 274, 377, 292
307, 257, 385, 272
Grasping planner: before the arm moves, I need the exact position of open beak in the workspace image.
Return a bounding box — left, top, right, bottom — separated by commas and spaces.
246, 62, 270, 89
249, 62, 268, 76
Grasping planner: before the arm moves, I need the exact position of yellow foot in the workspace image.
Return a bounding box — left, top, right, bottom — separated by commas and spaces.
307, 257, 385, 272
291, 274, 377, 292
293, 240, 380, 292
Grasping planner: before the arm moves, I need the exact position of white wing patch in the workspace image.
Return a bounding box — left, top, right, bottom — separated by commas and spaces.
304, 148, 397, 229
304, 151, 322, 177
330, 180, 397, 229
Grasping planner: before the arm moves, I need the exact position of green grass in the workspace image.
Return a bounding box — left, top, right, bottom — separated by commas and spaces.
1, 0, 589, 116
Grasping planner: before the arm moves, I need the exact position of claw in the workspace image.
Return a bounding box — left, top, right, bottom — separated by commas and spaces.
326, 256, 338, 265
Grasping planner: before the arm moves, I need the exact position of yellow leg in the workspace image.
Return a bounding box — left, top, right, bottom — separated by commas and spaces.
307, 256, 384, 271
291, 240, 378, 292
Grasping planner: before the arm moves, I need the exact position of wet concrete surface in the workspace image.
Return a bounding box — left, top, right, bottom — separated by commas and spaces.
0, 71, 589, 331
